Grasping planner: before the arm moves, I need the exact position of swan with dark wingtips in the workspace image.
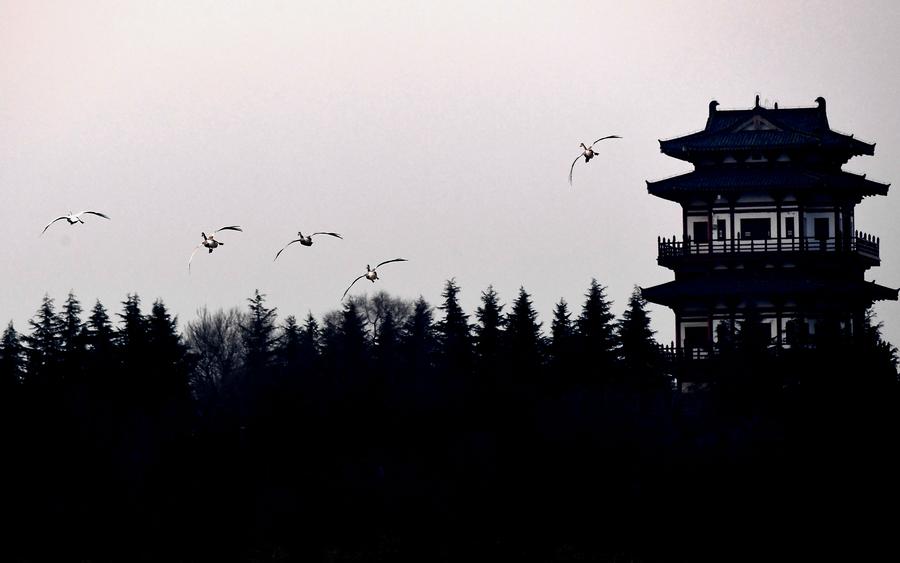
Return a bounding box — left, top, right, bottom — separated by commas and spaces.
274, 231, 343, 261
342, 258, 408, 299
188, 226, 243, 272
568, 135, 621, 186
41, 211, 110, 235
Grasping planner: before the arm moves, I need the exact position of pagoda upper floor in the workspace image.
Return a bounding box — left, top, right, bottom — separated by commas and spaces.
659, 96, 874, 166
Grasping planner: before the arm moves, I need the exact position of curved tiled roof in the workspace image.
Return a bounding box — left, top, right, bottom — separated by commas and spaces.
646, 167, 889, 201
659, 100, 875, 161
642, 276, 898, 306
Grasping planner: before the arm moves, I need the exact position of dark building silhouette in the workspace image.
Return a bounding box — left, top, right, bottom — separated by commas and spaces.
642, 96, 896, 355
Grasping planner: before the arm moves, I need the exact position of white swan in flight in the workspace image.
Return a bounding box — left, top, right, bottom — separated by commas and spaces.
41, 211, 110, 235
568, 135, 621, 186
274, 231, 343, 261
341, 258, 407, 300
188, 226, 243, 272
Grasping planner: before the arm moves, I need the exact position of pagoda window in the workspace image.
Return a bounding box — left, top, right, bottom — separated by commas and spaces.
683, 325, 710, 350
716, 219, 727, 240
740, 217, 771, 240
785, 217, 795, 238
814, 217, 829, 240
746, 153, 767, 163
692, 221, 709, 243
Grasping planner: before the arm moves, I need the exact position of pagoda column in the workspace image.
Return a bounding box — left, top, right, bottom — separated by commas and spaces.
729, 196, 736, 252
798, 199, 806, 250
776, 196, 783, 251
834, 204, 841, 251
675, 310, 682, 348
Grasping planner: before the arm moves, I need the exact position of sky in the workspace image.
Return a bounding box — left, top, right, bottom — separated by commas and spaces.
2, 0, 900, 346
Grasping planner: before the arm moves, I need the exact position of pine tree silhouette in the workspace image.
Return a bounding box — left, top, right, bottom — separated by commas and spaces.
618, 286, 665, 389
549, 298, 575, 383
0, 321, 24, 388
24, 294, 62, 387
436, 278, 474, 376
576, 279, 618, 382
504, 286, 545, 381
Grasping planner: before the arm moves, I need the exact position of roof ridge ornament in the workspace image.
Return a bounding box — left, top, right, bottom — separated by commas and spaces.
755, 94, 760, 108
706, 100, 719, 129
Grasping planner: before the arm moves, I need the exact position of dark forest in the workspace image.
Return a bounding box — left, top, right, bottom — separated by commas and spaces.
1, 280, 897, 562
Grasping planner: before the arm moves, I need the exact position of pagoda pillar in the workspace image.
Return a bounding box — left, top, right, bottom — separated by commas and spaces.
729, 197, 736, 252
776, 197, 782, 251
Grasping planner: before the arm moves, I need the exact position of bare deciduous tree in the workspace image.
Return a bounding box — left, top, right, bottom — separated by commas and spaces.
185, 306, 246, 402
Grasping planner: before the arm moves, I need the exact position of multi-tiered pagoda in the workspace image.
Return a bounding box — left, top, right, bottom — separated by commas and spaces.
642, 96, 896, 353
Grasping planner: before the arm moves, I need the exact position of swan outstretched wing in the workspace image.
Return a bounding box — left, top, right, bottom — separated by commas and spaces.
274, 239, 303, 261
374, 258, 407, 270
79, 211, 111, 220
592, 135, 621, 145
214, 226, 242, 234
188, 244, 203, 273
311, 232, 342, 239
568, 156, 581, 186
40, 216, 68, 236
342, 275, 366, 300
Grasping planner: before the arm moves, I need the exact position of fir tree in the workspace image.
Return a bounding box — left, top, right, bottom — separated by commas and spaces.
60, 291, 86, 358
299, 312, 321, 368
504, 286, 545, 376
576, 279, 618, 379
375, 308, 401, 376
147, 299, 190, 397
436, 278, 473, 373
241, 290, 278, 373
402, 297, 438, 375
618, 286, 664, 388
549, 298, 575, 375
277, 315, 303, 370
0, 322, 24, 388
24, 294, 62, 385
475, 285, 504, 364
117, 293, 148, 369
87, 300, 116, 356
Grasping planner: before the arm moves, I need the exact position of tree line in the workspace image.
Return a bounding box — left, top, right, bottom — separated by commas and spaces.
0, 281, 897, 562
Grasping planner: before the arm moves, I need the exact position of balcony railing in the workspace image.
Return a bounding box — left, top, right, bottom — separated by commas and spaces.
657, 230, 880, 262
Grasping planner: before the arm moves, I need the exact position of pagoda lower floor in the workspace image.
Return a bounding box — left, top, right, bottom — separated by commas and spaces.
642, 273, 898, 351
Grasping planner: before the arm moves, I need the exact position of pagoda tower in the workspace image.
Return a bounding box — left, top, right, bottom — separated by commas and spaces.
642, 96, 896, 354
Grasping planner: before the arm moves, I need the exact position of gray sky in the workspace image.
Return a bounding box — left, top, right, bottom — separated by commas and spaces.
2, 0, 900, 346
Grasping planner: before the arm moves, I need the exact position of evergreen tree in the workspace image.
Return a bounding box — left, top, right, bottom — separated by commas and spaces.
117, 293, 149, 372
576, 279, 618, 380
436, 278, 473, 374
618, 286, 664, 388
334, 301, 370, 381
402, 297, 438, 376
375, 309, 401, 376
147, 299, 190, 399
241, 290, 278, 373
298, 312, 321, 370
277, 314, 303, 371
549, 299, 575, 377
60, 291, 86, 360
475, 285, 505, 364
24, 294, 63, 385
504, 286, 545, 378
87, 300, 116, 356
0, 322, 24, 388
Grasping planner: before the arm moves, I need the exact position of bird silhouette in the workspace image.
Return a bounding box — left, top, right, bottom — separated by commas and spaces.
274, 231, 342, 261
188, 226, 243, 272
41, 211, 110, 235
342, 259, 407, 300
569, 135, 621, 186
